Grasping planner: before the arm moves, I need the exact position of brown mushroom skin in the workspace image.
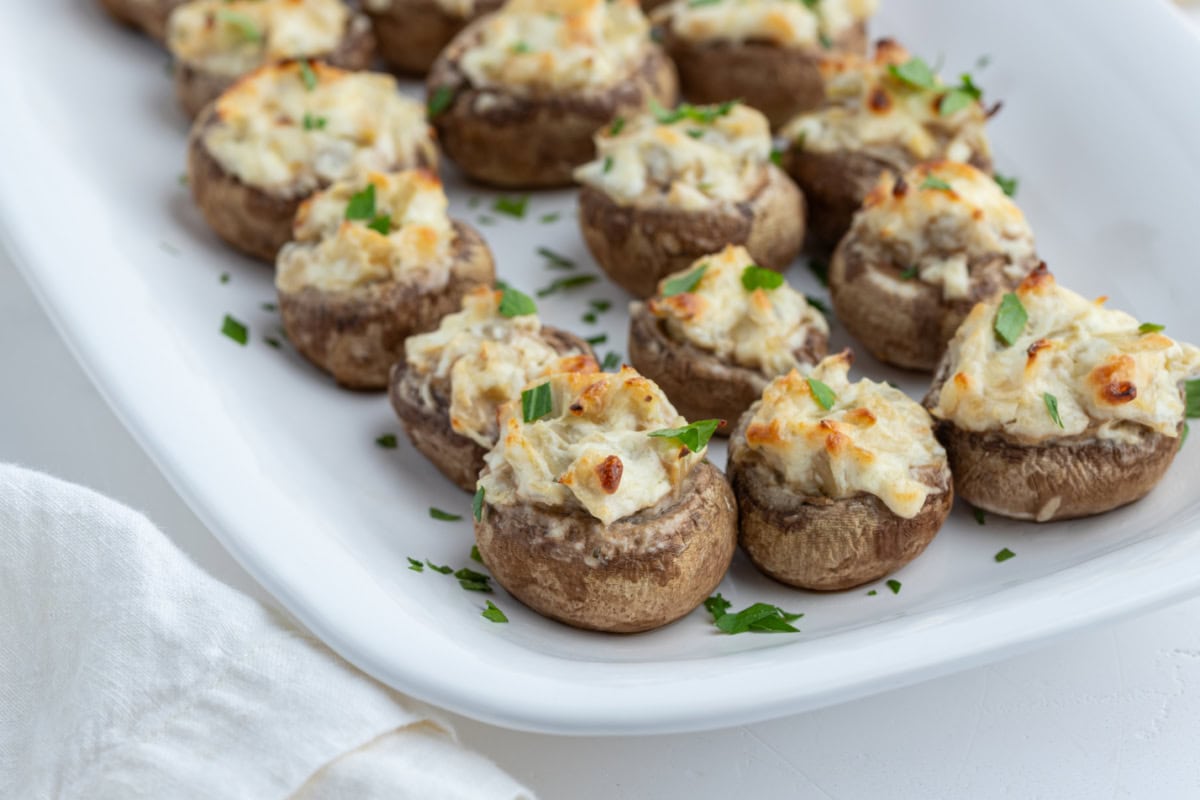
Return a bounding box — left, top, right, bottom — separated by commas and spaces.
579, 166, 805, 299
278, 221, 494, 391
98, 0, 185, 42
475, 461, 738, 633
173, 17, 376, 120
661, 23, 868, 129
186, 102, 437, 263
388, 327, 595, 491
829, 242, 1040, 372
427, 23, 678, 188
365, 0, 504, 76
728, 410, 952, 590
785, 147, 994, 257
626, 301, 827, 435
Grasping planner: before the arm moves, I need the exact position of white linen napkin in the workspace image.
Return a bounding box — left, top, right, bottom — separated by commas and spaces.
0, 464, 532, 799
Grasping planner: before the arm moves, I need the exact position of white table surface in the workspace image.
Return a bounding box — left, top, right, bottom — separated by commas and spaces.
7, 8, 1200, 796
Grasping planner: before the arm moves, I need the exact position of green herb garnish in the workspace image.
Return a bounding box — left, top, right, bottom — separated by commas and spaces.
521, 382, 553, 423
1138, 322, 1165, 334
886, 579, 902, 595
302, 112, 327, 131
539, 212, 560, 224
807, 258, 829, 287
1185, 379, 1200, 418
261, 301, 277, 312
426, 560, 453, 574
407, 557, 424, 572
366, 214, 391, 235
473, 486, 485, 522
993, 292, 1028, 346
806, 377, 836, 410
536, 274, 597, 297
769, 148, 783, 166
602, 156, 614, 172
375, 433, 398, 449
471, 545, 483, 564
510, 41, 531, 54
498, 286, 537, 317
888, 57, 937, 90
939, 73, 983, 115
741, 265, 784, 291
427, 85, 455, 117
298, 60, 318, 91
217, 9, 263, 42
429, 507, 461, 522
806, 296, 829, 315
705, 595, 803, 634
585, 334, 607, 346
994, 173, 1018, 197
972, 507, 986, 525
899, 266, 919, 280
648, 419, 721, 453
867, 590, 878, 596
994, 547, 1016, 563
600, 352, 621, 371
264, 336, 282, 349
608, 116, 626, 136
482, 601, 508, 623
221, 314, 248, 345
493, 195, 529, 219
921, 175, 953, 191
456, 567, 492, 592
536, 246, 575, 269
687, 0, 721, 6
219, 272, 230, 284
650, 99, 736, 125
345, 183, 376, 220
1043, 392, 1065, 428
661, 264, 708, 296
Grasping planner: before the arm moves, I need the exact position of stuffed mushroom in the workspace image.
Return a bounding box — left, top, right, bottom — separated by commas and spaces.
425, 0, 678, 188
576, 101, 805, 298
628, 244, 828, 433
390, 286, 598, 490
474, 367, 737, 632
362, 0, 503, 76
830, 161, 1039, 371
98, 0, 186, 41
166, 0, 375, 120
925, 265, 1200, 522
781, 39, 995, 254
652, 0, 875, 128
187, 61, 437, 262
275, 170, 494, 390
728, 351, 952, 591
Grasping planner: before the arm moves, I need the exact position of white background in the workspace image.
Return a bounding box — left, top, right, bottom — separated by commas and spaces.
5, 5, 1200, 798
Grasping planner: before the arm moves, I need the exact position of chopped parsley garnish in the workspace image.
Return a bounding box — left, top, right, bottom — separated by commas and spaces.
1185, 379, 1200, 418
476, 214, 497, 226
473, 485, 485, 521
302, 113, 327, 131
497, 286, 537, 317
426, 561, 453, 574
366, 214, 391, 235
590, 299, 611, 312
493, 195, 529, 219
482, 600, 508, 623
375, 433, 398, 449
600, 351, 621, 371
429, 507, 461, 522
921, 175, 953, 191
539, 212, 560, 224
221, 314, 248, 345
217, 9, 263, 42
345, 183, 376, 220
219, 272, 230, 284
536, 274, 597, 297
608, 116, 626, 136
686, 129, 705, 139
521, 382, 553, 423
993, 292, 1028, 346
1138, 322, 1165, 334
455, 567, 492, 592
602, 155, 614, 173
807, 258, 829, 287
427, 85, 455, 117
261, 301, 277, 312
705, 594, 802, 634
994, 173, 1018, 197
972, 507, 986, 525
939, 73, 983, 115
806, 296, 829, 315
510, 41, 531, 54
888, 57, 937, 90
741, 265, 784, 291
536, 246, 575, 269
806, 377, 836, 410
769, 148, 783, 166
818, 31, 833, 50
1043, 392, 1065, 428
898, 266, 919, 280
650, 99, 736, 125
471, 545, 483, 564
648, 419, 721, 453
264, 336, 282, 349
867, 590, 878, 596
994, 547, 1016, 563
407, 557, 424, 572
298, 60, 318, 91
886, 579, 902, 595
687, 0, 721, 6
1182, 422, 1190, 449
585, 334, 608, 346
661, 264, 708, 296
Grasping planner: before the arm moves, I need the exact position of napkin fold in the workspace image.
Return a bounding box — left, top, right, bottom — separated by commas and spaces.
0, 464, 531, 799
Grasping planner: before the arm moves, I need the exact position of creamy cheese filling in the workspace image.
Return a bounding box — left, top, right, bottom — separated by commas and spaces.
929, 268, 1200, 443
851, 161, 1035, 301
276, 170, 455, 294
404, 288, 596, 449
457, 0, 650, 94
480, 368, 704, 525
574, 102, 772, 210
648, 245, 828, 374
364, 0, 479, 18
781, 40, 991, 165
202, 62, 435, 193
653, 0, 875, 48
168, 0, 350, 77
741, 352, 946, 518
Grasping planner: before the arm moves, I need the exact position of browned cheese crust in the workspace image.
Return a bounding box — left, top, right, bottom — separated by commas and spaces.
727, 408, 952, 590
626, 300, 826, 435
829, 244, 1040, 372
186, 100, 437, 263
578, 166, 805, 298
366, 0, 504, 75
387, 327, 595, 491
98, 0, 185, 41
475, 461, 738, 632
662, 22, 868, 129
278, 221, 495, 391
426, 22, 679, 188
923, 367, 1182, 522
173, 15, 377, 120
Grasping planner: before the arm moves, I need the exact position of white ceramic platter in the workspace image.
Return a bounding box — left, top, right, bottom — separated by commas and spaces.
4, 0, 1200, 735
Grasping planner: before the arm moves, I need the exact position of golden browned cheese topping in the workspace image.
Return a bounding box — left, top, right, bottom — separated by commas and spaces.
653, 0, 875, 48
929, 268, 1200, 442
458, 0, 651, 94
405, 288, 597, 449
202, 62, 436, 193
168, 0, 351, 77
648, 245, 828, 374
480, 368, 704, 525
849, 161, 1035, 300
738, 352, 947, 519
574, 103, 772, 210
781, 39, 992, 165
275, 170, 455, 293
